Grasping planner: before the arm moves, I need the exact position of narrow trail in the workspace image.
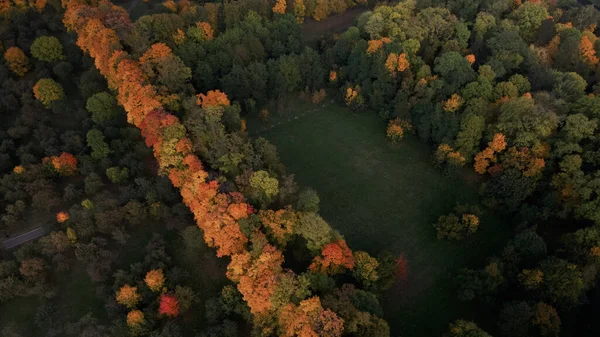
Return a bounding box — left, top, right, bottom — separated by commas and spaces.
250, 100, 335, 136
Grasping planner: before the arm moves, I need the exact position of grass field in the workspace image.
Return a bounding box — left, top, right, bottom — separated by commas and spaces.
254, 102, 511, 336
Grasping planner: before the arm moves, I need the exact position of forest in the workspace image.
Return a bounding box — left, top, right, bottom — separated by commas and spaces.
2, 0, 600, 336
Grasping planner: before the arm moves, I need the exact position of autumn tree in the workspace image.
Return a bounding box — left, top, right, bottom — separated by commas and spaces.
116, 285, 141, 308
30, 36, 64, 62
273, 0, 286, 14
43, 152, 77, 176
386, 118, 412, 143
4, 47, 29, 76
309, 240, 355, 275
145, 269, 165, 292
33, 78, 64, 107
56, 212, 69, 223
126, 310, 145, 327
353, 251, 379, 287
447, 320, 492, 337
532, 302, 561, 337
294, 0, 306, 23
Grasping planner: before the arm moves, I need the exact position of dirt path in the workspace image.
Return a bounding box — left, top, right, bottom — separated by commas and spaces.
302, 7, 369, 41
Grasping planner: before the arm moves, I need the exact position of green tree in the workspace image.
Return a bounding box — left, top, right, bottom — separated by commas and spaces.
106, 167, 129, 184
30, 36, 64, 62
86, 129, 111, 160
538, 256, 584, 308
86, 92, 118, 124
434, 52, 476, 93
455, 113, 485, 161
553, 71, 587, 102
498, 301, 533, 337
296, 188, 320, 212
249, 170, 279, 207
511, 2, 549, 42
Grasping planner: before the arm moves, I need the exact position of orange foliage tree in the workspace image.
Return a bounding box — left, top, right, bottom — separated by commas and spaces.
273, 0, 286, 14
309, 240, 355, 275
196, 90, 231, 108
465, 54, 476, 65
116, 285, 141, 308
443, 94, 464, 112
126, 310, 145, 327
56, 211, 69, 223
145, 269, 165, 292
4, 46, 29, 76
580, 35, 599, 66
43, 152, 77, 176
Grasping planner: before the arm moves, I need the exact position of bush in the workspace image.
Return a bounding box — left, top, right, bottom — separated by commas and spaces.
434, 213, 479, 240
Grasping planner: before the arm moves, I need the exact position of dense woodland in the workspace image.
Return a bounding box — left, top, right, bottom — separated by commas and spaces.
2, 0, 600, 336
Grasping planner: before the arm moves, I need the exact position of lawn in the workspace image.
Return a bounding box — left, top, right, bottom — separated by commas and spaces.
254, 102, 511, 336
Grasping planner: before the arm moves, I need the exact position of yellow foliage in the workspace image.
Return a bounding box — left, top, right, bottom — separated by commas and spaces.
127, 310, 145, 327
163, 0, 177, 12
443, 94, 463, 112
145, 269, 165, 292
173, 29, 185, 45
329, 70, 337, 82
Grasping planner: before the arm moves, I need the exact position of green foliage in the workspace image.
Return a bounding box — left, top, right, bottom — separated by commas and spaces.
353, 251, 379, 287
511, 2, 549, 42
86, 129, 111, 160
30, 36, 64, 62
249, 170, 279, 207
294, 212, 332, 252
296, 188, 320, 212
538, 257, 584, 308
105, 167, 129, 184
86, 92, 118, 124
434, 52, 476, 92
434, 213, 479, 240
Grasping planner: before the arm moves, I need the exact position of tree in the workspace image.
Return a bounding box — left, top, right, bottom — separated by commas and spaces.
434, 213, 479, 240
249, 170, 279, 207
126, 310, 145, 327
106, 167, 129, 184
498, 301, 533, 337
294, 0, 306, 23
159, 294, 179, 317
116, 285, 141, 308
446, 320, 492, 337
511, 2, 549, 42
296, 188, 320, 212
43, 152, 78, 176
86, 92, 118, 124
538, 257, 584, 308
33, 78, 64, 107
532, 302, 561, 337
30, 36, 64, 62
273, 0, 286, 14
553, 72, 587, 102
56, 212, 69, 223
310, 240, 355, 275
145, 269, 165, 292
4, 47, 29, 76
86, 129, 111, 160
434, 52, 476, 92
353, 251, 379, 287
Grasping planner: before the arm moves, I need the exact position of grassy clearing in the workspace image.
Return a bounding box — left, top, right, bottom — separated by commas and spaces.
256, 103, 510, 336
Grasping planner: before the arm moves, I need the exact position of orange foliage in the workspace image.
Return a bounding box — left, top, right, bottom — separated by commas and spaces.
502, 146, 546, 177
173, 29, 185, 45
159, 294, 179, 317
259, 208, 297, 245
163, 0, 177, 12
13, 165, 24, 174
367, 39, 384, 54
44, 152, 77, 176
443, 94, 463, 112
397, 53, 410, 72
4, 47, 29, 76
273, 0, 286, 14
465, 54, 476, 65
488, 133, 507, 152
116, 285, 141, 308
196, 21, 214, 41
237, 244, 284, 314
522, 92, 533, 99
145, 269, 165, 292
329, 70, 337, 82
474, 148, 496, 174
309, 240, 355, 275
196, 90, 230, 108
56, 212, 69, 223
126, 310, 144, 326
278, 297, 344, 337
345, 87, 358, 105
580, 35, 599, 66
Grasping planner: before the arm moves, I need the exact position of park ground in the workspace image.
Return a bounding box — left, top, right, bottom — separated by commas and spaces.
250, 100, 511, 336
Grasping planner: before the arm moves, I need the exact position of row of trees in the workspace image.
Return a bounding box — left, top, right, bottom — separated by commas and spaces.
62, 1, 392, 336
